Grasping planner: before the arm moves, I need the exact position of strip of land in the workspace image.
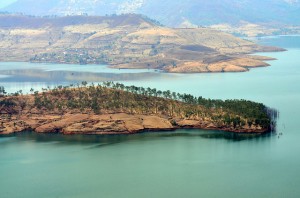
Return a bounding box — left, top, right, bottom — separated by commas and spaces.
0, 83, 278, 135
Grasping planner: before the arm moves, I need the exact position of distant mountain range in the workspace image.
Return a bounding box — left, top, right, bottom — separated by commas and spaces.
2, 0, 300, 27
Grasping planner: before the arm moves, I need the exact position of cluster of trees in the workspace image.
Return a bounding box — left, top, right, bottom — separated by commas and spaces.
30, 82, 276, 129
0, 99, 15, 109
101, 82, 277, 126
0, 86, 6, 97
0, 86, 16, 112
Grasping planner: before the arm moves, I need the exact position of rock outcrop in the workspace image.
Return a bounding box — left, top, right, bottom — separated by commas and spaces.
0, 112, 267, 135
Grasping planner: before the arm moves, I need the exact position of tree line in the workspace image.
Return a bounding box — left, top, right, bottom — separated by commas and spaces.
26, 82, 277, 130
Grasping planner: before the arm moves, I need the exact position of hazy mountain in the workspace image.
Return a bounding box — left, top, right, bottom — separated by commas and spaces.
138, 0, 300, 26
2, 0, 300, 26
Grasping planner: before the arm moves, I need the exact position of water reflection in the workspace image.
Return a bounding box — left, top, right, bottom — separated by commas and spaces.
0, 66, 165, 93
0, 130, 274, 148
152, 130, 273, 141
0, 69, 160, 83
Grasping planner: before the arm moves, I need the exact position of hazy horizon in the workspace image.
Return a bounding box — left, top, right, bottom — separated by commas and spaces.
2, 0, 300, 27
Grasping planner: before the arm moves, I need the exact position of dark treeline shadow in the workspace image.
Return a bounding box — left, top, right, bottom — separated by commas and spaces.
0, 129, 275, 148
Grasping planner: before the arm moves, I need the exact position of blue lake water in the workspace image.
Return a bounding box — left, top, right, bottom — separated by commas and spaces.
0, 36, 300, 198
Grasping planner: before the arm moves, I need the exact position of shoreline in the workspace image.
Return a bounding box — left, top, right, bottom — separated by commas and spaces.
0, 123, 269, 136
0, 57, 279, 74
0, 127, 268, 137
0, 112, 270, 136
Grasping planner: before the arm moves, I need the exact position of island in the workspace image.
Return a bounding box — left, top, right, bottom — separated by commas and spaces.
0, 14, 284, 73
0, 82, 278, 135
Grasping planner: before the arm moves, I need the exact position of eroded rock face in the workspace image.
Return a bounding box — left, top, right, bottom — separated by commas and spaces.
62, 114, 175, 134
35, 114, 89, 133
0, 113, 176, 135
0, 112, 267, 135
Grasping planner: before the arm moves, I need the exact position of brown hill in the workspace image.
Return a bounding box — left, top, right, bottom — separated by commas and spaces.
0, 83, 277, 134
0, 14, 284, 73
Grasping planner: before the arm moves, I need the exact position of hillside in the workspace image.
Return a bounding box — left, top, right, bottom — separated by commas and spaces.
0, 14, 283, 73
3, 0, 300, 37
0, 82, 278, 134
2, 0, 300, 34
3, 0, 300, 26
139, 0, 300, 29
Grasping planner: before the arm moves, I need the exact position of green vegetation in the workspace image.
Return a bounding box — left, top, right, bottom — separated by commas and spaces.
28, 82, 277, 130
0, 86, 7, 97
0, 86, 16, 113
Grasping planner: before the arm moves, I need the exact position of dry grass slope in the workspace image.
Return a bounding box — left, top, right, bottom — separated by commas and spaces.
0, 14, 284, 73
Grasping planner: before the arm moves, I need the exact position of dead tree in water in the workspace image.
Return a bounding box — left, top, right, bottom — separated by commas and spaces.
265, 107, 279, 132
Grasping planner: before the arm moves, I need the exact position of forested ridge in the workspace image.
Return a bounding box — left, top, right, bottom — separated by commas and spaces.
0, 82, 278, 131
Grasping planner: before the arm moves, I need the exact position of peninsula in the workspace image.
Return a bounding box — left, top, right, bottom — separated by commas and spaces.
0, 83, 278, 135
0, 14, 284, 73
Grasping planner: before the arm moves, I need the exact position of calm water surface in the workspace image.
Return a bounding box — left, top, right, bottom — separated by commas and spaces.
1, 36, 300, 198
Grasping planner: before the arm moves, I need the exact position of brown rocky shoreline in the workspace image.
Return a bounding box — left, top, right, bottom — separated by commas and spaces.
0, 112, 268, 136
